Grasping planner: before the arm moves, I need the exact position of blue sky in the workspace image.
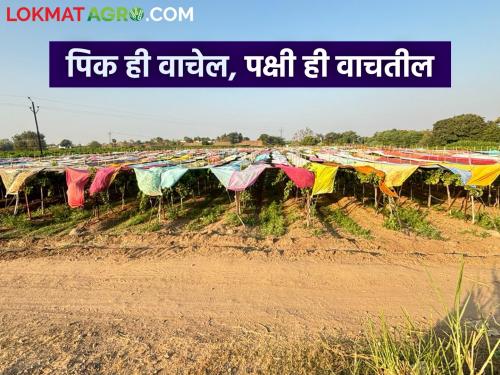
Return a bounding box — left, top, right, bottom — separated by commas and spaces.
1, 0, 499, 144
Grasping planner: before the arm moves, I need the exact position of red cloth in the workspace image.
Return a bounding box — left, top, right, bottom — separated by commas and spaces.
380, 151, 496, 165
276, 164, 315, 189
89, 167, 119, 196
66, 168, 90, 208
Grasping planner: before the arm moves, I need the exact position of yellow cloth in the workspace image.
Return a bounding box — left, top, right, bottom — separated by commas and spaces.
441, 163, 500, 187
466, 165, 500, 186
0, 168, 43, 195
370, 164, 419, 188
308, 163, 338, 195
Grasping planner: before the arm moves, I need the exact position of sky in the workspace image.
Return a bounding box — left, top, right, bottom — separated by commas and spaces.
0, 0, 499, 145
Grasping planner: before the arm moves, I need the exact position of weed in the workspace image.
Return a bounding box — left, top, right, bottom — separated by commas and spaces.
450, 208, 468, 220
259, 201, 286, 236
360, 263, 499, 374
321, 206, 372, 239
186, 205, 225, 231
475, 212, 499, 232
384, 207, 442, 240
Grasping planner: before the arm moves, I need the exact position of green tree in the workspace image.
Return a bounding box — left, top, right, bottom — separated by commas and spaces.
367, 129, 426, 147
87, 140, 102, 148
0, 139, 14, 151
324, 131, 362, 145
429, 114, 488, 145
59, 139, 73, 148
479, 121, 500, 142
12, 131, 47, 151
217, 132, 243, 144
258, 134, 285, 146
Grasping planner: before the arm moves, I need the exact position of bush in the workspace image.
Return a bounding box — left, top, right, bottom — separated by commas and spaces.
384, 207, 442, 240
259, 201, 286, 236
321, 206, 371, 239
476, 212, 499, 231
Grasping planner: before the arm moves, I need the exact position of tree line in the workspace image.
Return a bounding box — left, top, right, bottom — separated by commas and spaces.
1, 113, 498, 152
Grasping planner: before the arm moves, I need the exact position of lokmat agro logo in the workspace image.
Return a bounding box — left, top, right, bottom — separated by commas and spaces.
86, 6, 193, 22
87, 7, 143, 22
129, 7, 144, 21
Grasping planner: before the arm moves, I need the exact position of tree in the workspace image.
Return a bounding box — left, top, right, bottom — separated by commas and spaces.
429, 114, 488, 145
0, 139, 14, 151
12, 131, 47, 151
217, 132, 243, 144
324, 131, 362, 145
258, 134, 285, 146
292, 127, 315, 143
59, 139, 73, 148
87, 140, 102, 148
367, 129, 426, 147
292, 127, 321, 145
479, 121, 500, 142
183, 136, 193, 143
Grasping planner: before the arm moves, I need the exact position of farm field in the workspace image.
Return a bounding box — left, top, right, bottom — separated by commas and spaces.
0, 146, 499, 373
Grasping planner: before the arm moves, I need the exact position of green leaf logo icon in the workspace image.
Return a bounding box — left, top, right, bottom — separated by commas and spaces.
129, 7, 144, 21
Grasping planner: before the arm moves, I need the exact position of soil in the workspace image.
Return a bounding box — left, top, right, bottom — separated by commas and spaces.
0, 199, 498, 374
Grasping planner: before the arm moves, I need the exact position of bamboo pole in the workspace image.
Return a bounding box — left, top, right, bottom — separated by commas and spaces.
24, 191, 31, 220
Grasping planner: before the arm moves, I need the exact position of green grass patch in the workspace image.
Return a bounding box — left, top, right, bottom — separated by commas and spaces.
383, 207, 443, 240
321, 206, 372, 239
259, 201, 286, 237
186, 204, 225, 231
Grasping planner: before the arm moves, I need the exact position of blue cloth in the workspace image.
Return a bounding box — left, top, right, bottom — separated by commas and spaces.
210, 163, 240, 188
160, 167, 188, 189
447, 167, 471, 185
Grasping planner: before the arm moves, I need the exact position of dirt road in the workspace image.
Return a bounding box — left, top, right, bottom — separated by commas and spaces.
0, 250, 498, 373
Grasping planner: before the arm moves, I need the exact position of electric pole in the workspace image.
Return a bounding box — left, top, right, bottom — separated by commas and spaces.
27, 97, 43, 157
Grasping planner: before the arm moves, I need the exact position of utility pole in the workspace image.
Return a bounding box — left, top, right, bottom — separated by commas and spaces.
27, 97, 43, 157
108, 131, 112, 144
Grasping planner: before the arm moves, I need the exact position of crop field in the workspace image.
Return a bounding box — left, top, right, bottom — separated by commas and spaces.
0, 146, 499, 373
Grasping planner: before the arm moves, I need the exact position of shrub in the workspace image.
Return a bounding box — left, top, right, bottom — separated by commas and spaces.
384, 207, 442, 240
259, 201, 286, 236
321, 206, 371, 239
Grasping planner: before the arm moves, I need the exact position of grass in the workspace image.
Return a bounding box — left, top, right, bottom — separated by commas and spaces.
163, 263, 499, 374
186, 204, 225, 231
259, 201, 286, 236
320, 206, 372, 239
0, 204, 92, 238
475, 212, 499, 232
384, 207, 443, 240
450, 209, 499, 232
358, 263, 499, 375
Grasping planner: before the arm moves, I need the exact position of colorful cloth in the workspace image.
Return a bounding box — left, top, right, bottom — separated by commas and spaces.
352, 165, 398, 197
89, 167, 120, 196
160, 167, 188, 189
210, 164, 240, 189
308, 163, 338, 195
0, 168, 43, 195
134, 167, 163, 196
228, 164, 268, 191
276, 164, 315, 189
66, 168, 90, 208
371, 164, 419, 188
466, 165, 500, 186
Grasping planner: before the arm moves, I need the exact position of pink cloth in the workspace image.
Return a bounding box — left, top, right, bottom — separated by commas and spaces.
276, 164, 315, 189
228, 164, 268, 192
66, 168, 90, 208
89, 167, 119, 196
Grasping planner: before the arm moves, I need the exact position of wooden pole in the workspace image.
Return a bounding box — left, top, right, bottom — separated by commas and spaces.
40, 186, 44, 215
471, 195, 475, 224
24, 191, 31, 220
